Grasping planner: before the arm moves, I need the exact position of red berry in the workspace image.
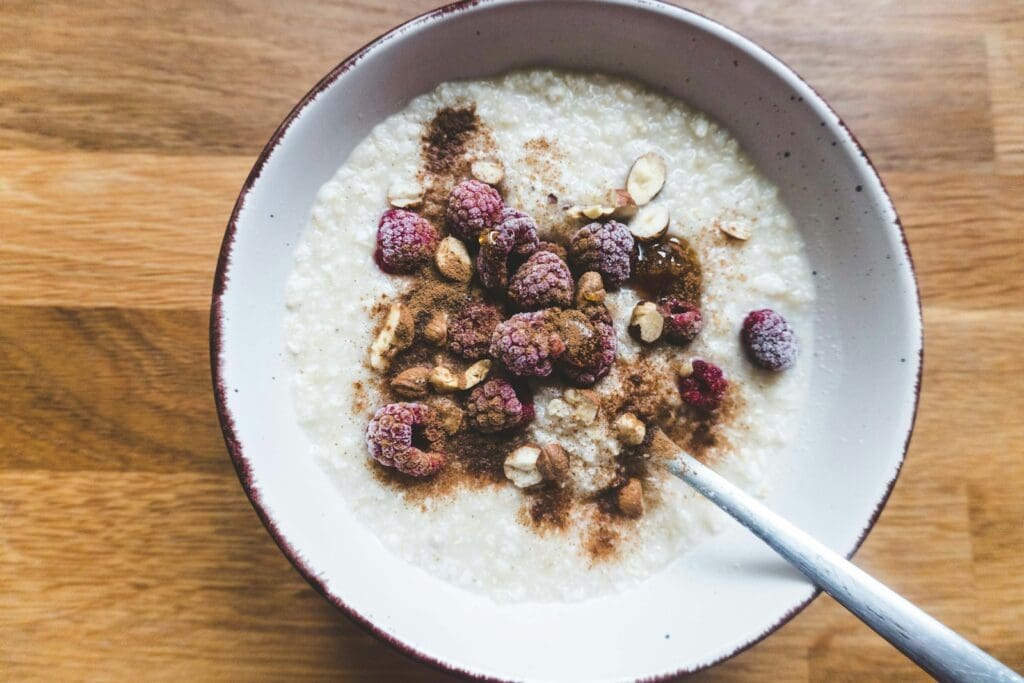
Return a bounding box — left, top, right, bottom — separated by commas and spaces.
448, 301, 502, 360
508, 251, 574, 310
678, 360, 728, 412
446, 179, 503, 241
375, 209, 439, 274
365, 403, 446, 476
741, 309, 798, 371
490, 311, 565, 377
569, 221, 634, 287
465, 379, 534, 433
657, 297, 703, 344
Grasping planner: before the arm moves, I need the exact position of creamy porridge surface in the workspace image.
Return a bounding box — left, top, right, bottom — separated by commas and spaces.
284, 70, 815, 602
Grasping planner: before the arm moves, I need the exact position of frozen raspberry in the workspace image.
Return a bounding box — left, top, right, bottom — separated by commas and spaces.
365, 402, 446, 477
448, 301, 503, 360
741, 309, 799, 371
465, 379, 535, 433
445, 179, 503, 241
657, 297, 703, 345
508, 251, 574, 310
555, 309, 617, 386
498, 207, 540, 256
678, 360, 728, 412
490, 311, 565, 377
375, 209, 439, 274
568, 221, 634, 287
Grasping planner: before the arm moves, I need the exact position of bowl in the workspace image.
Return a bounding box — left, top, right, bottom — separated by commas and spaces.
211, 1, 922, 679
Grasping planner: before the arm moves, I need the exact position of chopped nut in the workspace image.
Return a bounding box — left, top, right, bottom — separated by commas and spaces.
606, 188, 638, 219
504, 445, 543, 488
575, 271, 606, 306
470, 158, 505, 185
429, 366, 462, 393
614, 413, 647, 446
369, 302, 414, 371
630, 204, 670, 242
677, 358, 694, 378
423, 312, 448, 345
629, 301, 664, 344
391, 366, 431, 398
537, 443, 570, 484
429, 397, 463, 435
563, 388, 600, 424
435, 236, 473, 282
462, 359, 491, 390
566, 204, 614, 220
387, 179, 424, 208
617, 478, 645, 518
626, 152, 667, 206
719, 221, 751, 241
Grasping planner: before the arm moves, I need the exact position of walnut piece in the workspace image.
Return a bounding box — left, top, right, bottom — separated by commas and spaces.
435, 236, 473, 282
391, 366, 431, 399
537, 443, 570, 484
423, 312, 448, 345
369, 302, 414, 371
617, 478, 645, 518
504, 445, 543, 488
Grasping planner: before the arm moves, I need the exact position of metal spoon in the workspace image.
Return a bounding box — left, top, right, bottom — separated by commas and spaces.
652, 430, 1022, 682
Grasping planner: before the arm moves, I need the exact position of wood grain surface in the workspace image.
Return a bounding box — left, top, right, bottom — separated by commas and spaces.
1, 1, 1021, 680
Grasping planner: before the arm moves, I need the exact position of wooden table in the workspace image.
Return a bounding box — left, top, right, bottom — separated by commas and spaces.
2, 1, 1021, 680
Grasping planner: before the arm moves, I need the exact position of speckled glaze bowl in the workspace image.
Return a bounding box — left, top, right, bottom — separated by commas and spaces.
211, 1, 922, 680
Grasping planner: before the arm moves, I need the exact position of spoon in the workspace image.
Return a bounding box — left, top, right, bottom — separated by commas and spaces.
651, 430, 1022, 682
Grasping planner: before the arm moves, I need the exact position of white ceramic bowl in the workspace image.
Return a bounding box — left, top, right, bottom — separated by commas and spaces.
211, 1, 922, 679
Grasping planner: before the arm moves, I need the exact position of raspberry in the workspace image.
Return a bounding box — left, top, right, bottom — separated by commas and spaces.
741, 309, 799, 371
657, 297, 703, 344
568, 221, 634, 287
375, 209, 440, 274
445, 179, 503, 241
555, 309, 617, 386
448, 301, 502, 360
490, 311, 565, 377
507, 251, 573, 310
365, 402, 446, 477
465, 378, 535, 433
678, 360, 728, 412
499, 207, 540, 256
476, 207, 540, 290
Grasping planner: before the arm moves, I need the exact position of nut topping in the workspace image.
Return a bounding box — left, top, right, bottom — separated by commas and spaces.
434, 236, 473, 282
629, 301, 664, 344
423, 311, 448, 345
429, 359, 492, 393
387, 179, 424, 208
563, 388, 600, 424
470, 158, 505, 185
617, 478, 645, 518
504, 445, 543, 488
537, 443, 571, 484
626, 152, 667, 206
462, 359, 492, 390
614, 413, 646, 446
575, 271, 606, 307
390, 366, 431, 398
719, 221, 751, 241
566, 204, 614, 220
630, 204, 670, 242
369, 302, 414, 371
606, 188, 637, 219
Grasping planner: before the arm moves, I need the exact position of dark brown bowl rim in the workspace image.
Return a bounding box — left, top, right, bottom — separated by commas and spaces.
209, 1, 923, 680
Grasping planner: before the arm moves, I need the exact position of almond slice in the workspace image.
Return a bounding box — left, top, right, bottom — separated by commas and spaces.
719, 221, 751, 241
630, 204, 670, 242
626, 152, 667, 206
387, 180, 424, 208
471, 159, 505, 185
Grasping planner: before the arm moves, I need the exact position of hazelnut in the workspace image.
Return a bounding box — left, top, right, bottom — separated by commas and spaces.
630, 204, 670, 242
575, 271, 606, 307
537, 443, 571, 484
677, 358, 694, 378
566, 204, 614, 220
429, 397, 464, 435
471, 158, 505, 185
369, 302, 414, 371
391, 366, 431, 399
435, 236, 473, 282
429, 366, 462, 393
719, 221, 751, 241
617, 478, 645, 518
423, 312, 448, 345
503, 445, 543, 488
606, 188, 638, 219
563, 388, 600, 425
387, 179, 424, 208
626, 152, 667, 206
462, 359, 492, 390
629, 301, 664, 344
614, 413, 646, 446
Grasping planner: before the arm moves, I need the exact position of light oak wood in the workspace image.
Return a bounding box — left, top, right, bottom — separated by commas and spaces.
0, 1, 1021, 680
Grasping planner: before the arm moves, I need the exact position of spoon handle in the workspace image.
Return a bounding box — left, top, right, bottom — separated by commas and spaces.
662, 443, 1022, 682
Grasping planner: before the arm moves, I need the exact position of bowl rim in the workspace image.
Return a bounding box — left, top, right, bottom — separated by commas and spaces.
209, 0, 923, 679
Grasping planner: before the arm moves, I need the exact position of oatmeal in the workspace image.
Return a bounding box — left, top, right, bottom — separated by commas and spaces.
284, 70, 815, 602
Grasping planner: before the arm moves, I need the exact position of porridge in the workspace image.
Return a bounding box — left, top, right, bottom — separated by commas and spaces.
284, 70, 814, 602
